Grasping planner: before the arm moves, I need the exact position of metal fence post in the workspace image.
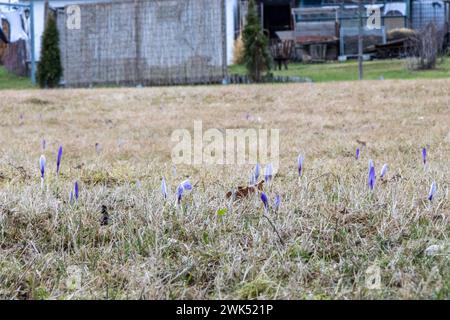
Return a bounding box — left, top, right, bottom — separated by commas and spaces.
30, 0, 36, 84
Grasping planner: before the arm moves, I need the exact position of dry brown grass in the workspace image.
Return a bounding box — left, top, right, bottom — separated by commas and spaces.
0, 79, 449, 299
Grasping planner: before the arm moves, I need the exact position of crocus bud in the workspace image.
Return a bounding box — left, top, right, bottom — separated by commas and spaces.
274, 195, 281, 210
428, 182, 437, 201
260, 192, 268, 212
380, 164, 388, 179
297, 154, 304, 176
39, 155, 46, 179
74, 181, 79, 201
254, 163, 260, 181
368, 159, 375, 191
161, 177, 167, 199
264, 163, 273, 183
56, 146, 63, 175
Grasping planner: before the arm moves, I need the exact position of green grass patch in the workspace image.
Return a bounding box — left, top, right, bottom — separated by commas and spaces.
229, 57, 450, 82
0, 66, 34, 90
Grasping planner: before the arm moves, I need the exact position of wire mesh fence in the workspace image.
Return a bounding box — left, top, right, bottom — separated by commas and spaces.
411, 0, 447, 31
57, 0, 227, 87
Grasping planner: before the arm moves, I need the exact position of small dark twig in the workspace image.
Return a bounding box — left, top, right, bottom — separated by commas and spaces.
262, 214, 284, 246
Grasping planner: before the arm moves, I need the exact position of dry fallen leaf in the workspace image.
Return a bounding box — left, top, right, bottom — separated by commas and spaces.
356, 139, 367, 146
226, 180, 264, 200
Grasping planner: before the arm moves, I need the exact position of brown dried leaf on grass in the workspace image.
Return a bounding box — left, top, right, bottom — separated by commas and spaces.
226, 180, 264, 200
356, 139, 367, 146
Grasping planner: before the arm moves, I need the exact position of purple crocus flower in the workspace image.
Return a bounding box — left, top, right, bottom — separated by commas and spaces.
428, 182, 437, 201
380, 163, 388, 179
181, 180, 192, 191
39, 155, 46, 179
39, 154, 46, 189
176, 184, 184, 204
369, 167, 376, 190
260, 192, 269, 212
161, 177, 167, 199
42, 139, 46, 151
264, 163, 273, 183
368, 159, 375, 190
176, 180, 192, 204
74, 181, 79, 200
274, 195, 281, 210
297, 154, 304, 176
69, 191, 74, 204
422, 147, 427, 165
56, 146, 63, 175
356, 148, 360, 160
368, 159, 374, 173
254, 163, 260, 181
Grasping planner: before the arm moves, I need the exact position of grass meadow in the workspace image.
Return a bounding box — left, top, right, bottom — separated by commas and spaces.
0, 67, 34, 90
230, 57, 450, 82
0, 79, 449, 299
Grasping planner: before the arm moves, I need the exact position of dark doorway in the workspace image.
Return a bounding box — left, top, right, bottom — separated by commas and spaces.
263, 4, 292, 38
